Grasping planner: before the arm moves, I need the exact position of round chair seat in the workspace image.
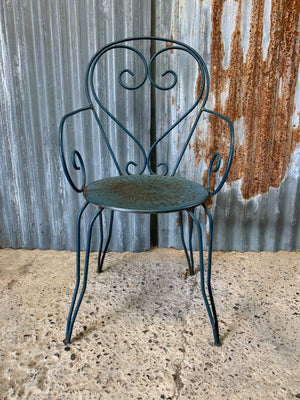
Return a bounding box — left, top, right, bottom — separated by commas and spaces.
84, 174, 209, 213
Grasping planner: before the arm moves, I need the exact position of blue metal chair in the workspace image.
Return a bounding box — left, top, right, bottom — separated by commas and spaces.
59, 37, 234, 346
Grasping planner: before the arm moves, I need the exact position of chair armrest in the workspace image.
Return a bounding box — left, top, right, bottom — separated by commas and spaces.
203, 108, 235, 195
58, 106, 92, 193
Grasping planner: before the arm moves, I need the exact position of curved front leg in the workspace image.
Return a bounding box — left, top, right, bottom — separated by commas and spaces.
64, 205, 103, 344
202, 204, 219, 340
186, 209, 220, 346
64, 201, 88, 342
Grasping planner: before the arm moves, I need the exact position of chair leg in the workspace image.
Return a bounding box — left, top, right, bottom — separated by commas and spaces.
180, 210, 195, 275
203, 204, 219, 342
97, 210, 114, 273
187, 208, 220, 346
97, 212, 104, 272
64, 201, 88, 343
64, 205, 103, 344
188, 208, 195, 275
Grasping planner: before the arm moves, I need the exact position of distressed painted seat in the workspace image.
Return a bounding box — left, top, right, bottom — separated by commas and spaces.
59, 37, 234, 346
84, 175, 209, 213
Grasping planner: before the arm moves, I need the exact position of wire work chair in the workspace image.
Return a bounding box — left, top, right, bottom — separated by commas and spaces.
59, 37, 234, 346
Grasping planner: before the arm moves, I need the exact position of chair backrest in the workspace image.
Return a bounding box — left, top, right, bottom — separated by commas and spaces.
59, 37, 234, 194
85, 37, 211, 177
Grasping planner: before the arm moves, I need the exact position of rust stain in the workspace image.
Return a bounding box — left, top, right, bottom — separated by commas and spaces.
192, 133, 206, 167
176, 210, 193, 231
171, 95, 175, 106
194, 65, 204, 100
166, 34, 175, 54
191, 132, 215, 208
194, 0, 300, 200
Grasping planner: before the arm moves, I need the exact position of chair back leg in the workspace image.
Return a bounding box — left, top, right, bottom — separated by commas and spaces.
180, 210, 195, 276
97, 210, 114, 273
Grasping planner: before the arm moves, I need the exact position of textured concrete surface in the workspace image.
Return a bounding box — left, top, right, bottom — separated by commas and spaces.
0, 248, 299, 399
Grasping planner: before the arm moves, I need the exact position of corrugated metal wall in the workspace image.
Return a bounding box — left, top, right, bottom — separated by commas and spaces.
0, 0, 299, 251
0, 0, 152, 251
155, 0, 300, 251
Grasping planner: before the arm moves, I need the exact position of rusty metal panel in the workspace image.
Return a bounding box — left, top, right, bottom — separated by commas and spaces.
155, 0, 300, 251
0, 0, 151, 251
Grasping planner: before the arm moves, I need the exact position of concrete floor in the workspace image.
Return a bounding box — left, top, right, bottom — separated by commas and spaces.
0, 248, 299, 399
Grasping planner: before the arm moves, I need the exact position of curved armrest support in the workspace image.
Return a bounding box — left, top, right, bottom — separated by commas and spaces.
203, 108, 234, 195
58, 106, 92, 193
